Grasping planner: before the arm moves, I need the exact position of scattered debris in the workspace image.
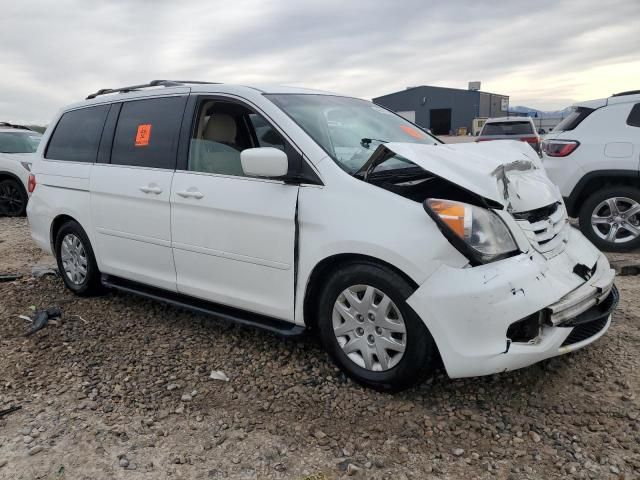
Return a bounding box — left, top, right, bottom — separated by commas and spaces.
69, 314, 88, 324
31, 264, 58, 278
610, 260, 640, 276
0, 273, 21, 283
25, 306, 62, 337
209, 370, 230, 382
0, 405, 22, 418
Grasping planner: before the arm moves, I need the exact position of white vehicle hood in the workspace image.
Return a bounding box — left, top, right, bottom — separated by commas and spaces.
0, 152, 35, 162
379, 140, 561, 213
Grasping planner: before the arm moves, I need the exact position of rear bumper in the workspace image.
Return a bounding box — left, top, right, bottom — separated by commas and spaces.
406, 228, 616, 378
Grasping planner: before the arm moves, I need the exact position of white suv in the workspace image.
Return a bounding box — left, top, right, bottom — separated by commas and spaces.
543, 90, 640, 251
0, 123, 42, 216
28, 80, 617, 391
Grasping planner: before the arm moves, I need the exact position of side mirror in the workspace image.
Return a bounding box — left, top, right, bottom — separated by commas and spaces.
240, 147, 288, 178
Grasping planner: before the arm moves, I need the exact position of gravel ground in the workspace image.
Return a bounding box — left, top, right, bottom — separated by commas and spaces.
0, 217, 639, 480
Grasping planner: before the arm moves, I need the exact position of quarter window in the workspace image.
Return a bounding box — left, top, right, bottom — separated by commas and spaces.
188, 100, 287, 176
626, 103, 640, 127
45, 105, 109, 162
111, 96, 187, 169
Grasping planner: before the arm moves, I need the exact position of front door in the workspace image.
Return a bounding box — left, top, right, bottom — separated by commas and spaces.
171, 97, 299, 321
90, 95, 187, 291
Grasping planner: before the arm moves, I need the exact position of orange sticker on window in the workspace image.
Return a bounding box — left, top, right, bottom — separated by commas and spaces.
135, 124, 152, 147
400, 125, 426, 140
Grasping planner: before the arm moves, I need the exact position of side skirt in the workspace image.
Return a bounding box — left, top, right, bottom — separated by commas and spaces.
101, 274, 306, 337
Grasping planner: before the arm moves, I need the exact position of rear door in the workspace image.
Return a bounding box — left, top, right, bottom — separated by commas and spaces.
90, 95, 188, 291
170, 96, 300, 321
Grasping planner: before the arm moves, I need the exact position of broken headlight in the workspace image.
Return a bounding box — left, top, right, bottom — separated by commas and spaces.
424, 198, 518, 265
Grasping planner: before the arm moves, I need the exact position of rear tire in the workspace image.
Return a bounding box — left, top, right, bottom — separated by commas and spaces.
0, 178, 27, 217
54, 220, 102, 296
316, 261, 438, 392
578, 186, 640, 252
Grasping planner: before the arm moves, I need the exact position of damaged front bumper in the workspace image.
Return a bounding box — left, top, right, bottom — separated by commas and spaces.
406, 227, 617, 378
547, 258, 615, 325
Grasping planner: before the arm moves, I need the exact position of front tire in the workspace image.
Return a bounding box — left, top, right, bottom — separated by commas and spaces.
317, 261, 438, 392
578, 186, 640, 252
54, 220, 102, 296
0, 178, 27, 217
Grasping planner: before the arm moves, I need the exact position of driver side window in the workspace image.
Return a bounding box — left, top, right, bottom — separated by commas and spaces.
188, 100, 286, 177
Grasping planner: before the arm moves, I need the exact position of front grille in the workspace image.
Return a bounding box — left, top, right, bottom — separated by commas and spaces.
561, 317, 609, 347
513, 202, 570, 258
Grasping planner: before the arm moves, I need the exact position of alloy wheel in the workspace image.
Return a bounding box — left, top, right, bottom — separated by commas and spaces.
60, 233, 88, 285
0, 181, 25, 216
332, 284, 407, 371
591, 197, 640, 244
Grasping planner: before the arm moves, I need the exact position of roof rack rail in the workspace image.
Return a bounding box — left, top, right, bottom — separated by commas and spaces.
612, 90, 640, 97
86, 80, 219, 100
0, 122, 35, 131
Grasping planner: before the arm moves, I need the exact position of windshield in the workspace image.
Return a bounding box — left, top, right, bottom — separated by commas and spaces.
481, 121, 533, 136
0, 131, 42, 153
267, 94, 439, 174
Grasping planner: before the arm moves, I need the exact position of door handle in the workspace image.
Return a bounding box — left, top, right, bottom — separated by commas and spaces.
177, 190, 204, 199
140, 185, 163, 194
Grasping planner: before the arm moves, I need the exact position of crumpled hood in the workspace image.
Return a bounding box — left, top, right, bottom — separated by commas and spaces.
382, 140, 561, 212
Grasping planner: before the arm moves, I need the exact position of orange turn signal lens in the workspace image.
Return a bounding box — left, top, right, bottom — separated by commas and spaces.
427, 199, 468, 238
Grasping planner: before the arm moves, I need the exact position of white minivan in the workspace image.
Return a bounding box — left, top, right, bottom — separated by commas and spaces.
28, 80, 617, 391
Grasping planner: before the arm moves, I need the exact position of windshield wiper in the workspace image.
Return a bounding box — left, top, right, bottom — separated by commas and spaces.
360, 138, 388, 148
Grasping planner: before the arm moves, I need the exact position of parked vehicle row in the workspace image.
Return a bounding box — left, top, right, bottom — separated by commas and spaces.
26, 80, 617, 391
473, 91, 640, 253
0, 122, 42, 216
542, 90, 640, 252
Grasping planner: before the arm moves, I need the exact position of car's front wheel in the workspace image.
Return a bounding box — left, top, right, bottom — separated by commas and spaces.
579, 186, 640, 252
317, 261, 438, 392
0, 178, 27, 217
54, 220, 102, 296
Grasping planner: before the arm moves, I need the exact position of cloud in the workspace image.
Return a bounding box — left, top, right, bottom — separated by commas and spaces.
0, 0, 638, 123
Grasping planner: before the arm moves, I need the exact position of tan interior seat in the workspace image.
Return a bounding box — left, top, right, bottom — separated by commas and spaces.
203, 114, 237, 146
190, 113, 244, 176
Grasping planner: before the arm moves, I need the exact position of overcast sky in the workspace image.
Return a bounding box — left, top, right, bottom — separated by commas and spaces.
1, 0, 639, 124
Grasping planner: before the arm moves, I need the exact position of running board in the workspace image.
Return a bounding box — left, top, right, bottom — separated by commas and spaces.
101, 274, 305, 338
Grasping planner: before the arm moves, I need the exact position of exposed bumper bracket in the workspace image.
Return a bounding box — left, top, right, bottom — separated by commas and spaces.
547, 256, 616, 326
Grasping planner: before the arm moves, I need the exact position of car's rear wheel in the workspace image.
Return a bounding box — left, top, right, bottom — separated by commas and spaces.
54, 220, 102, 296
316, 261, 438, 392
0, 178, 27, 216
579, 186, 640, 252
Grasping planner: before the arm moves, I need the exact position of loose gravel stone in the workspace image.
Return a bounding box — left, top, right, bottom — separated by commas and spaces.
27, 446, 43, 456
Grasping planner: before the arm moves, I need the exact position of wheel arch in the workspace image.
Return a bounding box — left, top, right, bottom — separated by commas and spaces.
50, 214, 80, 252
302, 253, 419, 332
565, 170, 639, 217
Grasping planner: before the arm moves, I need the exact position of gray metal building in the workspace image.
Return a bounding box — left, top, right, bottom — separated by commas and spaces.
372, 84, 509, 135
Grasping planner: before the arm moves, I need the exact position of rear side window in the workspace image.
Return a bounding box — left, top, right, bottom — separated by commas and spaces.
553, 107, 594, 132
626, 103, 640, 127
481, 121, 533, 136
45, 105, 109, 162
111, 96, 187, 169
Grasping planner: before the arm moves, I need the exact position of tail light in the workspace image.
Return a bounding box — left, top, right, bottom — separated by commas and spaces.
520, 137, 539, 144
542, 140, 580, 157
28, 174, 36, 193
